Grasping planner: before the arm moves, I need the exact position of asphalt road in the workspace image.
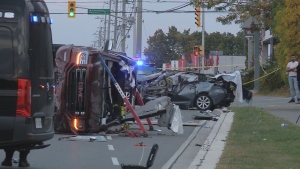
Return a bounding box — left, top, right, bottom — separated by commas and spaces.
2, 95, 298, 169
0, 109, 210, 169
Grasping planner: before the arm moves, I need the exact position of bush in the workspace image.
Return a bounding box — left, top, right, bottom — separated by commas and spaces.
241, 58, 287, 92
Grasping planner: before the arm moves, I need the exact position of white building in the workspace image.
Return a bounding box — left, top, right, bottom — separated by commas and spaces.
217, 55, 246, 73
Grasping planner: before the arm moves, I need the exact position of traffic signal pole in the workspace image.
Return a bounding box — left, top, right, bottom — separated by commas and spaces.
136, 0, 142, 58
201, 6, 205, 72
121, 0, 126, 52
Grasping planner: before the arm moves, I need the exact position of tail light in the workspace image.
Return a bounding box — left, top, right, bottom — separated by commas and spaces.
16, 79, 31, 117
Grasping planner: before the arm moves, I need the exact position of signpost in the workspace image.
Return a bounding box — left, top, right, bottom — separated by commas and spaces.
88, 9, 110, 15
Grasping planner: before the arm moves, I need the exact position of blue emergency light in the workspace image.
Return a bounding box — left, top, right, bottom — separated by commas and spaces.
31, 15, 38, 23
137, 60, 143, 66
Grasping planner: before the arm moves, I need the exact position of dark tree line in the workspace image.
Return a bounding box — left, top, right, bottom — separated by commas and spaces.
144, 26, 245, 67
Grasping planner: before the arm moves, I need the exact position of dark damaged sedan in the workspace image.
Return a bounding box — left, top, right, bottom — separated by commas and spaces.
138, 71, 252, 111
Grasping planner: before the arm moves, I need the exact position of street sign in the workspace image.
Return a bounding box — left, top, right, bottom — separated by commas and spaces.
88, 9, 110, 15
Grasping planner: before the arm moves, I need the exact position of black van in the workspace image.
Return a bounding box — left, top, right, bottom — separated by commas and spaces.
0, 0, 55, 150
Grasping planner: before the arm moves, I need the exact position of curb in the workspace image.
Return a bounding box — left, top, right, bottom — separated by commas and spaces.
161, 120, 207, 169
188, 112, 234, 169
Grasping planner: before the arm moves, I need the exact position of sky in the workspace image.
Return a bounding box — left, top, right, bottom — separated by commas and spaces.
46, 0, 242, 58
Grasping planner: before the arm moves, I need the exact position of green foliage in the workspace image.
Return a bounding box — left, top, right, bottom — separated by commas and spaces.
144, 28, 245, 67
197, 0, 272, 28
241, 57, 286, 91
259, 58, 286, 92
273, 0, 300, 80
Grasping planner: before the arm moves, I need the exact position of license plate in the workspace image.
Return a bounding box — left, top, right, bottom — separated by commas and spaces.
35, 118, 42, 129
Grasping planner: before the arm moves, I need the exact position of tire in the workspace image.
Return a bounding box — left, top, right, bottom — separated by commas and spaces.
158, 79, 167, 87
195, 94, 213, 111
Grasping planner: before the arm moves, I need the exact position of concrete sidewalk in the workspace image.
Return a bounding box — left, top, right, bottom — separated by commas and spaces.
188, 111, 234, 169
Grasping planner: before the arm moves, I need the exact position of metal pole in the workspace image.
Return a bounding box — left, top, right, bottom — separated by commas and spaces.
107, 0, 112, 42
104, 12, 107, 44
99, 27, 103, 47
97, 54, 148, 136
113, 0, 119, 49
254, 29, 260, 91
121, 0, 126, 52
247, 37, 253, 69
136, 0, 142, 58
133, 6, 137, 58
201, 7, 205, 72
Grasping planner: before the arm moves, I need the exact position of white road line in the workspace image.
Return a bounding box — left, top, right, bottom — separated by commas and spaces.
106, 136, 112, 140
111, 157, 119, 165
108, 145, 114, 151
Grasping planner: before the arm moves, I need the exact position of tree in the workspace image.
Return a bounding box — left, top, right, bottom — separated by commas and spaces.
144, 26, 245, 67
273, 0, 300, 77
196, 0, 272, 28
144, 29, 169, 67
166, 26, 183, 59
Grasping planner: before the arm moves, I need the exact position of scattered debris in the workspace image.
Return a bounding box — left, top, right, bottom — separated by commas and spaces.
134, 142, 146, 146
119, 131, 141, 138
281, 123, 288, 127
58, 135, 107, 142
193, 114, 213, 120
203, 125, 210, 128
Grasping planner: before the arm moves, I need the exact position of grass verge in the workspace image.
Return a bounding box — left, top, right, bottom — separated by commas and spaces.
216, 106, 300, 169
256, 85, 290, 97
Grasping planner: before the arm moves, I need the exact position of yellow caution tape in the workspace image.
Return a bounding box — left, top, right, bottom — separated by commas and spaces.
242, 68, 281, 85
157, 64, 245, 70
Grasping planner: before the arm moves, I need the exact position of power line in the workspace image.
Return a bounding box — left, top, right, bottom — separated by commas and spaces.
46, 0, 191, 3
49, 10, 229, 14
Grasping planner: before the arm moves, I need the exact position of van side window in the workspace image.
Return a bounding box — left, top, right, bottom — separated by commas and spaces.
0, 27, 13, 75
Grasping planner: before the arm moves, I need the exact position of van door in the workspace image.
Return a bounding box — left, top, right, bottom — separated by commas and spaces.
0, 26, 17, 143
27, 18, 54, 134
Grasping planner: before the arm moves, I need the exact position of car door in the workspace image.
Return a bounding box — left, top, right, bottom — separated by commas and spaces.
171, 81, 197, 106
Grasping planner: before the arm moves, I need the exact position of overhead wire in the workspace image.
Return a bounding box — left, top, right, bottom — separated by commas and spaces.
116, 0, 137, 50
46, 0, 191, 3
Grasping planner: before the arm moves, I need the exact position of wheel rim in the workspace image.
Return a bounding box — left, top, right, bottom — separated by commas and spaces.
159, 80, 167, 87
196, 95, 210, 109
124, 92, 130, 100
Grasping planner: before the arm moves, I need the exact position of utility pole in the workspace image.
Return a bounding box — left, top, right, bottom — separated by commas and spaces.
103, 13, 107, 45
107, 0, 112, 43
136, 0, 142, 58
201, 7, 205, 72
133, 5, 137, 58
254, 28, 260, 91
98, 27, 103, 47
121, 0, 126, 52
246, 37, 253, 69
113, 0, 119, 49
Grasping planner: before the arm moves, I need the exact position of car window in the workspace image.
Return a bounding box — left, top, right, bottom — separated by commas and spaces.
0, 26, 14, 75
136, 65, 157, 75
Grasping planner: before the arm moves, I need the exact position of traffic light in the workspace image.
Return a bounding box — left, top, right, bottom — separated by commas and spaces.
195, 6, 200, 28
193, 46, 199, 56
68, 1, 76, 18
199, 46, 204, 56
